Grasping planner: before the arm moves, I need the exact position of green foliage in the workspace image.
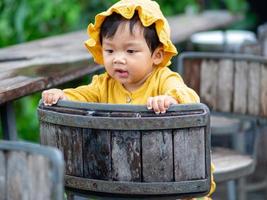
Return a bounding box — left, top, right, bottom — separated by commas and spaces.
14, 94, 41, 142
207, 0, 255, 29
157, 0, 199, 16
208, 0, 248, 13
0, 0, 82, 46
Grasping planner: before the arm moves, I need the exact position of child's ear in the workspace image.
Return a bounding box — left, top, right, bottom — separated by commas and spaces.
152, 46, 164, 65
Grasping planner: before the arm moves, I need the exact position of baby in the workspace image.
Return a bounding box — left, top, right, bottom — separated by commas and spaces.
42, 0, 199, 114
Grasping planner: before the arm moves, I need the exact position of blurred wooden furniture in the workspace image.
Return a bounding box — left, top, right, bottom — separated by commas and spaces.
0, 140, 64, 200
0, 10, 239, 140
258, 23, 267, 56
240, 22, 267, 56
38, 101, 211, 199
177, 52, 267, 200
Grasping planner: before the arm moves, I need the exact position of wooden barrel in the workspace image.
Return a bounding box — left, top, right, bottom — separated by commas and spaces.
38, 101, 211, 199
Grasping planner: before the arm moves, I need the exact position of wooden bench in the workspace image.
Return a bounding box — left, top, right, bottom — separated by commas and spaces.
177, 51, 267, 200
0, 140, 64, 200
0, 10, 240, 140
38, 101, 211, 199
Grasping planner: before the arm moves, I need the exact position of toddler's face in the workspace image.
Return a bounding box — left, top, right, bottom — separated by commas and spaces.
102, 21, 162, 92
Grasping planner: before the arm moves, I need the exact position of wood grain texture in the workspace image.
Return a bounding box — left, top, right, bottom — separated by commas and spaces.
261, 64, 267, 116
28, 154, 51, 200
83, 129, 111, 180
57, 125, 83, 176
111, 131, 141, 181
40, 122, 58, 147
248, 62, 261, 116
233, 61, 248, 114
200, 59, 218, 109
183, 59, 201, 94
217, 59, 234, 112
174, 128, 205, 181
142, 131, 173, 182
7, 151, 29, 200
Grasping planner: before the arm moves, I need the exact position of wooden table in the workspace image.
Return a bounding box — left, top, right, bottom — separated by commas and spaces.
0, 10, 240, 140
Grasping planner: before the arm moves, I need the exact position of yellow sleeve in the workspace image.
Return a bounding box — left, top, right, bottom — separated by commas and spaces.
63, 75, 101, 102
160, 70, 200, 103
208, 163, 216, 197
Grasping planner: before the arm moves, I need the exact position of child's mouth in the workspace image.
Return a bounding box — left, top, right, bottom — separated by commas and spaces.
115, 69, 129, 78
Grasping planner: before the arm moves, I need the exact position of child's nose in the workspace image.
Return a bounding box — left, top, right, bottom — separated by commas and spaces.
113, 53, 126, 64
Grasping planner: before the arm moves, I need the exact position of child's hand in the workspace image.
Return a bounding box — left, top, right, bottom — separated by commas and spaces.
147, 95, 177, 114
42, 89, 67, 106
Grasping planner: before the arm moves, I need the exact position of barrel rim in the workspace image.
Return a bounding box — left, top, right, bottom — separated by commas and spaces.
65, 175, 211, 196
38, 100, 210, 113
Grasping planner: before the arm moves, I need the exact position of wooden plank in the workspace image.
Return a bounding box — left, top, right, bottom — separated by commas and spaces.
248, 62, 261, 116
39, 122, 58, 147
57, 125, 83, 176
7, 151, 29, 200
0, 63, 100, 105
111, 131, 141, 181
28, 154, 51, 200
200, 59, 218, 109
83, 129, 111, 180
174, 128, 205, 181
169, 11, 240, 44
261, 64, 267, 116
233, 61, 248, 114
0, 151, 6, 200
183, 59, 201, 94
142, 131, 173, 182
217, 59, 234, 112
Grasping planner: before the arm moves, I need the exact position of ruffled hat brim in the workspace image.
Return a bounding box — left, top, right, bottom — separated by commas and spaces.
85, 0, 178, 68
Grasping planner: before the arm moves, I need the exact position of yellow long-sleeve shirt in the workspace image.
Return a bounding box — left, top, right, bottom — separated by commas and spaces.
63, 67, 199, 104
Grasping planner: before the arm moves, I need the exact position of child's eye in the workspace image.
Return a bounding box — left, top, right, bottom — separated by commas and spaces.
127, 49, 136, 54
105, 49, 113, 53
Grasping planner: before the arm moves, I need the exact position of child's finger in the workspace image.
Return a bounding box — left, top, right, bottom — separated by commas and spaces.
42, 91, 51, 105
152, 97, 160, 114
165, 96, 178, 109
46, 93, 54, 105
157, 97, 166, 113
164, 98, 170, 109
147, 97, 153, 110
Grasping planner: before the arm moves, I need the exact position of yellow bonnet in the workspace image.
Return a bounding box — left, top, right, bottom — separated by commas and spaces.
85, 0, 178, 68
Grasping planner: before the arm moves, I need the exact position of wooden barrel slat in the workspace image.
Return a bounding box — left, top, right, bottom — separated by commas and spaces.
200, 59, 218, 109
234, 61, 248, 114
217, 59, 234, 112
248, 62, 261, 115
261, 64, 267, 116
57, 125, 83, 176
142, 130, 173, 182
174, 127, 206, 181
40, 122, 58, 148
111, 131, 141, 181
28, 155, 51, 200
83, 129, 111, 180
7, 151, 29, 200
0, 151, 6, 200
